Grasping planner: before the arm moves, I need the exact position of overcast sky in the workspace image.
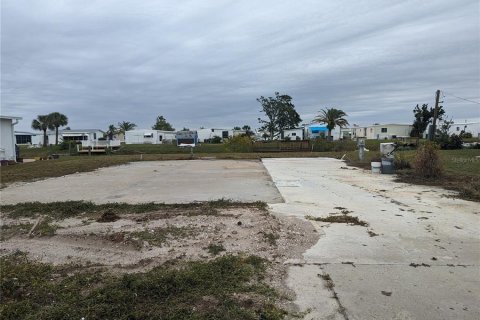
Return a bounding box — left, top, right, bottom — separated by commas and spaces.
2, 0, 479, 132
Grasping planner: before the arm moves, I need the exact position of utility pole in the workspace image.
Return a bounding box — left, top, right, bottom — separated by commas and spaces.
430, 89, 441, 141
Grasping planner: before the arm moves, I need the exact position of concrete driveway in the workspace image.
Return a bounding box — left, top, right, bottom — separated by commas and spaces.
262, 158, 479, 320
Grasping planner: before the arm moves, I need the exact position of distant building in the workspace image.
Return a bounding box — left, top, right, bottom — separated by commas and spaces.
197, 128, 231, 142
365, 124, 413, 140
1, 115, 22, 161
283, 127, 305, 140
306, 124, 341, 140
43, 129, 106, 145
125, 129, 176, 144
448, 119, 480, 138
15, 131, 41, 146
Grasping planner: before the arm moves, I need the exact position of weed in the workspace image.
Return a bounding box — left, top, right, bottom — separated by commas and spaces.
206, 243, 226, 255
131, 226, 196, 247
409, 262, 431, 268
96, 210, 120, 222
306, 215, 369, 227
413, 142, 444, 178
30, 217, 57, 237
367, 230, 379, 237
262, 232, 280, 246
0, 224, 33, 241
394, 152, 411, 170
318, 272, 335, 289
0, 252, 283, 320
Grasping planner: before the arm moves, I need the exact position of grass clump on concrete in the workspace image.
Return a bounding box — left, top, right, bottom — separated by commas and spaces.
306, 215, 368, 227
0, 252, 285, 320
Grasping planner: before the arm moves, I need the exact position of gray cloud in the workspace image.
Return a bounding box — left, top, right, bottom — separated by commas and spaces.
2, 0, 479, 132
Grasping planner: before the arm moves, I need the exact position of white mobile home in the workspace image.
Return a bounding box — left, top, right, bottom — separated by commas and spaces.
366, 124, 413, 140
125, 129, 176, 144
282, 127, 305, 140
197, 128, 232, 143
15, 131, 42, 146
43, 129, 106, 146
0, 115, 22, 161
448, 119, 480, 138
352, 127, 367, 139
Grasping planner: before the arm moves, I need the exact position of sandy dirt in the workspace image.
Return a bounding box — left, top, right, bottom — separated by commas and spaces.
0, 205, 319, 313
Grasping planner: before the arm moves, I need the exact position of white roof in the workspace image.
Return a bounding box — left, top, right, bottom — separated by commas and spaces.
0, 115, 22, 120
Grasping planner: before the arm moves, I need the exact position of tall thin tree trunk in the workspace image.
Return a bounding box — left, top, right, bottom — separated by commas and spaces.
328, 129, 332, 141
55, 127, 59, 145
43, 129, 48, 147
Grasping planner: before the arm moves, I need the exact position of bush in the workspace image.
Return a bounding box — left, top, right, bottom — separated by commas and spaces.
413, 142, 443, 178
311, 139, 333, 152
460, 132, 472, 139
59, 140, 77, 151
394, 152, 411, 170
210, 136, 222, 144
438, 134, 463, 150
224, 135, 254, 153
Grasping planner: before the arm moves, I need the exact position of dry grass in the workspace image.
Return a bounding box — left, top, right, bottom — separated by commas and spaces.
2, 152, 343, 187
306, 215, 369, 227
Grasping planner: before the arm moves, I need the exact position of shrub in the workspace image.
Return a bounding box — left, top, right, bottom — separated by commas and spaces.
224, 135, 254, 153
438, 134, 463, 150
460, 131, 472, 139
413, 142, 443, 178
59, 140, 77, 151
311, 139, 333, 152
211, 136, 222, 144
394, 152, 411, 170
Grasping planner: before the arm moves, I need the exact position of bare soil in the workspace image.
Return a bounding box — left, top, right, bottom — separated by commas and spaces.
0, 206, 318, 308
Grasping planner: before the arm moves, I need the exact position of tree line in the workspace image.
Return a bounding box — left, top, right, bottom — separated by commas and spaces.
33, 91, 456, 147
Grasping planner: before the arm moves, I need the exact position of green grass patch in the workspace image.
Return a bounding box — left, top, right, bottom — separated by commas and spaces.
1, 200, 268, 220
206, 243, 227, 255
0, 252, 284, 320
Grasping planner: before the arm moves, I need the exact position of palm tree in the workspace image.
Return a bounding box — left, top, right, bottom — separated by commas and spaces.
31, 115, 51, 147
117, 121, 137, 135
107, 124, 117, 140
48, 112, 68, 145
313, 108, 349, 140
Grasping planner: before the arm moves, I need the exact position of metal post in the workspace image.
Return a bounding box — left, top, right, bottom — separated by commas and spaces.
358, 139, 365, 161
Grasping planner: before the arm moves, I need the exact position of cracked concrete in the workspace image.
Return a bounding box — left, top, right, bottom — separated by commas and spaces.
263, 157, 479, 320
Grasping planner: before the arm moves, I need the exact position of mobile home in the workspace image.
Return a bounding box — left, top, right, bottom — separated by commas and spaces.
125, 129, 176, 144
366, 124, 413, 140
0, 115, 22, 161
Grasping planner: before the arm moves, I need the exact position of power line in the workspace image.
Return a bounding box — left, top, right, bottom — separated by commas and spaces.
443, 91, 480, 105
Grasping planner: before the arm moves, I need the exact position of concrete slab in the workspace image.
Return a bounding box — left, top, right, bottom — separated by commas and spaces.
262, 157, 480, 320
1, 160, 283, 204
324, 264, 479, 320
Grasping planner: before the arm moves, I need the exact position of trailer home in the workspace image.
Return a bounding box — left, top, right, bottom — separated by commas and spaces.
0, 115, 22, 162
125, 130, 176, 144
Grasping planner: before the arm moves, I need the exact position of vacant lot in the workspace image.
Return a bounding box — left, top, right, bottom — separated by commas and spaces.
0, 201, 318, 319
